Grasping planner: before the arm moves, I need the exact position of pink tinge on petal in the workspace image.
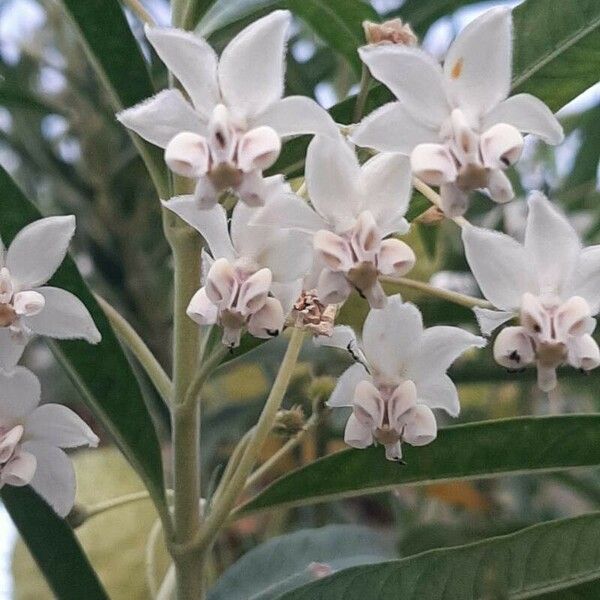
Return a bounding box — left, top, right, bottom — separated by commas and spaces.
411, 143, 457, 186
553, 296, 591, 339
165, 132, 210, 178
350, 212, 381, 263
317, 269, 352, 306
208, 104, 237, 164
193, 176, 220, 210
0, 449, 36, 487
237, 268, 272, 316
186, 287, 219, 326
480, 123, 523, 170
205, 258, 239, 307
402, 404, 437, 447
246, 296, 285, 338
568, 334, 600, 372
352, 380, 384, 428
493, 326, 535, 370
235, 171, 283, 207
520, 293, 552, 341
377, 239, 416, 276
0, 268, 13, 304
449, 109, 479, 164
362, 280, 387, 310
387, 380, 417, 429
237, 126, 281, 173
344, 413, 374, 449
0, 425, 24, 464
486, 169, 514, 204
12, 290, 45, 317
314, 230, 354, 272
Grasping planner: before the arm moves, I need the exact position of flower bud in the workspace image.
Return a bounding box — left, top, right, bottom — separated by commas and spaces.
273, 405, 306, 437
362, 19, 417, 46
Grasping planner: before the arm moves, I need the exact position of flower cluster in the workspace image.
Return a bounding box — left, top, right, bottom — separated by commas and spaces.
0, 217, 100, 515
115, 7, 588, 461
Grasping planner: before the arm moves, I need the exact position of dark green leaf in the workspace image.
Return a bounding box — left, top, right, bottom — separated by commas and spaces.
2, 486, 108, 600
396, 0, 477, 36
240, 415, 600, 515
276, 512, 600, 599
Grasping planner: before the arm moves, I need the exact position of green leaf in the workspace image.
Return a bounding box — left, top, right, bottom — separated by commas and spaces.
395, 0, 477, 36
198, 0, 377, 72
209, 525, 397, 600
2, 486, 108, 600
0, 165, 168, 517
276, 512, 600, 599
512, 0, 600, 112
0, 85, 68, 115
240, 415, 600, 515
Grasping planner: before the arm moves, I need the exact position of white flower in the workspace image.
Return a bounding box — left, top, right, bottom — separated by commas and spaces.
117, 11, 337, 209
351, 7, 564, 216
164, 197, 311, 347
0, 216, 101, 370
463, 192, 600, 391
317, 295, 485, 460
0, 366, 98, 517
251, 135, 416, 308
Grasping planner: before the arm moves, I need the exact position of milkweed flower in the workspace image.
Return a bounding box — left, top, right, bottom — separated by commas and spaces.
318, 295, 485, 460
352, 7, 563, 216
164, 197, 312, 347
0, 216, 101, 370
463, 192, 600, 391
118, 11, 337, 209
0, 367, 98, 517
251, 135, 416, 308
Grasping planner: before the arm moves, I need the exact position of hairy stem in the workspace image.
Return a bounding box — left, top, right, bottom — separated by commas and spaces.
95, 294, 172, 404
122, 0, 155, 25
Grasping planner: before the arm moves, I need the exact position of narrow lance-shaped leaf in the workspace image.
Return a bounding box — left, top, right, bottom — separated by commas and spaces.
240, 415, 600, 515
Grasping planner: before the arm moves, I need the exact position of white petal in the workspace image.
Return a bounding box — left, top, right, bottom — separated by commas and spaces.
403, 405, 437, 447
236, 172, 289, 208
568, 334, 600, 371
344, 413, 373, 449
415, 374, 461, 417
144, 26, 219, 119
388, 380, 417, 426
230, 202, 264, 256
524, 192, 581, 296
306, 135, 360, 230
246, 297, 284, 339
473, 307, 516, 336
315, 325, 357, 352
493, 326, 535, 369
1, 450, 36, 487
411, 144, 457, 186
569, 246, 600, 314
116, 89, 206, 148
256, 230, 314, 282
23, 287, 100, 343
362, 295, 423, 380
0, 366, 40, 423
443, 7, 512, 119
486, 169, 515, 204
351, 102, 440, 154
237, 126, 281, 173
0, 329, 27, 371
218, 10, 290, 119
193, 177, 220, 210
237, 268, 271, 315
326, 363, 370, 408
317, 269, 352, 306
462, 224, 533, 310
250, 193, 327, 233
483, 93, 564, 145
12, 290, 45, 317
24, 404, 98, 448
270, 280, 302, 315
205, 258, 238, 306
377, 239, 415, 276
187, 287, 218, 326
22, 441, 76, 518
162, 198, 235, 261
314, 230, 354, 272
253, 96, 338, 138
165, 132, 210, 178
359, 45, 448, 127
359, 153, 412, 229
7, 216, 75, 289
480, 124, 523, 170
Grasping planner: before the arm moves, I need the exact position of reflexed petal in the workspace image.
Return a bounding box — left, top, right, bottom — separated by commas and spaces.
165, 132, 210, 178
415, 374, 461, 417
253, 96, 338, 138
187, 287, 218, 326
462, 224, 534, 310
237, 126, 281, 172
144, 25, 220, 119
360, 153, 412, 228
0, 366, 40, 423
351, 211, 381, 261
554, 296, 591, 338
0, 425, 23, 463
24, 287, 101, 344
520, 292, 551, 339
524, 192, 581, 296
237, 268, 271, 315
250, 193, 327, 233
362, 295, 423, 379
486, 169, 515, 204
411, 144, 457, 186
359, 45, 448, 127
388, 380, 417, 426
24, 404, 99, 448
12, 290, 45, 317
162, 198, 235, 261
449, 108, 479, 164
352, 380, 384, 428
0, 330, 27, 373
22, 441, 76, 517
377, 239, 415, 276
473, 307, 515, 336
218, 11, 290, 119
116, 89, 206, 148
480, 123, 523, 169
246, 297, 284, 338
569, 246, 600, 314
314, 230, 354, 272
403, 405, 437, 446
0, 450, 36, 487
493, 326, 535, 369
439, 183, 468, 217
326, 362, 369, 408
306, 135, 360, 230
205, 259, 238, 306
443, 7, 512, 119
317, 269, 352, 306
483, 93, 564, 144
351, 102, 439, 154
568, 334, 600, 371
7, 216, 75, 289
344, 413, 373, 449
